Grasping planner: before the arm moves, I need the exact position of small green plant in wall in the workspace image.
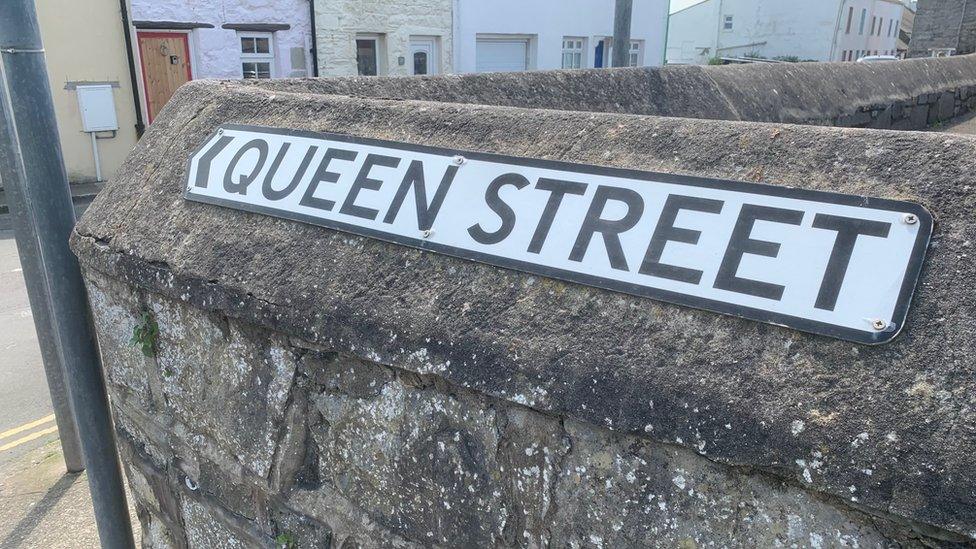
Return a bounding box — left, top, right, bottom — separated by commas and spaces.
274, 533, 297, 548
130, 310, 159, 358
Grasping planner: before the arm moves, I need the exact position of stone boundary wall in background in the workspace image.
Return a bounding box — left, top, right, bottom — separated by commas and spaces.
255, 53, 976, 130
70, 80, 976, 547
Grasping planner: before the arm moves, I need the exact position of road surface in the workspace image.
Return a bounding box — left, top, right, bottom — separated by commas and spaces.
0, 235, 58, 469
943, 111, 976, 135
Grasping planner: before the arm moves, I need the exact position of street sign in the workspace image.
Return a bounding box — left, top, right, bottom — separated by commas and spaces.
185, 125, 932, 344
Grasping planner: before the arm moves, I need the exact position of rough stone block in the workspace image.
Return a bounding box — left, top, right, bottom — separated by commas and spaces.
938, 91, 957, 121
148, 294, 297, 479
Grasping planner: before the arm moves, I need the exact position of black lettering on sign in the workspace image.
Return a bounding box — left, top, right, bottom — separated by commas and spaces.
300, 148, 358, 212
640, 194, 724, 284
263, 145, 319, 201
340, 153, 401, 221
569, 186, 644, 271
812, 214, 891, 311
223, 139, 268, 195
714, 204, 804, 300
383, 161, 459, 231
468, 173, 530, 245
528, 177, 587, 254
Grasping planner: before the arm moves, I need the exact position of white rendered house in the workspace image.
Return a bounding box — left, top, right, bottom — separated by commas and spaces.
454, 0, 670, 73
129, 0, 313, 122
667, 0, 904, 64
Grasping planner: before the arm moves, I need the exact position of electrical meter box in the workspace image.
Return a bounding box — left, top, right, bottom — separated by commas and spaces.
76, 85, 119, 132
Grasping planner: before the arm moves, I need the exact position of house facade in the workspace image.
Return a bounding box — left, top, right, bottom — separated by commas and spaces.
667, 0, 904, 64
129, 0, 314, 122
312, 0, 669, 77
908, 0, 976, 57
453, 0, 670, 73
313, 0, 454, 76
35, 0, 140, 183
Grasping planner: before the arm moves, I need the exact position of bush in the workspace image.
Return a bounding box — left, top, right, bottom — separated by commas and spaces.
707, 57, 725, 65
773, 55, 800, 63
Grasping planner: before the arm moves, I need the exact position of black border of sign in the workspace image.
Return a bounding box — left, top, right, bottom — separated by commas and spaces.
183, 124, 934, 345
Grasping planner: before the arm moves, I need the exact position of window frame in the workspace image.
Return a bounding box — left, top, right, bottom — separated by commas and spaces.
859, 9, 866, 35
561, 36, 586, 69
239, 31, 275, 79
355, 34, 381, 76
628, 40, 644, 67
723, 14, 734, 31
846, 7, 854, 34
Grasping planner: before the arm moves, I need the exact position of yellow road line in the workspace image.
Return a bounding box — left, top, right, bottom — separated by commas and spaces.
0, 425, 59, 452
0, 414, 56, 442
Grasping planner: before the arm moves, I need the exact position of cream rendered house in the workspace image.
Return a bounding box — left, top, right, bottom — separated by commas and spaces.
35, 0, 141, 184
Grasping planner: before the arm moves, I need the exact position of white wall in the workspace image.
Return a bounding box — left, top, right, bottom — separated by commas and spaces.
130, 0, 312, 79
666, 0, 719, 64
454, 0, 671, 73
714, 0, 842, 61
667, 0, 903, 64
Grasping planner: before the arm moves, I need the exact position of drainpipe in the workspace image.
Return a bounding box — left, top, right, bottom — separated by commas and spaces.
309, 0, 319, 76
662, 0, 671, 65
829, 0, 847, 61
118, 0, 145, 136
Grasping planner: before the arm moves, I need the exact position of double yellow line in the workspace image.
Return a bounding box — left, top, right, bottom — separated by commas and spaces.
0, 414, 58, 453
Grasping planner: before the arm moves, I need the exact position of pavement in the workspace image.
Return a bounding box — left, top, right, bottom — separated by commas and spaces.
0, 233, 140, 547
0, 235, 58, 468
942, 111, 976, 135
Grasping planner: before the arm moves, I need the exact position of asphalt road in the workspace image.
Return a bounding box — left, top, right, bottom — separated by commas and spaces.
0, 234, 59, 469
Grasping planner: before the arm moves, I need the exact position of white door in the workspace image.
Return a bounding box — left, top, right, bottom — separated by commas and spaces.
475, 39, 528, 72
410, 37, 438, 75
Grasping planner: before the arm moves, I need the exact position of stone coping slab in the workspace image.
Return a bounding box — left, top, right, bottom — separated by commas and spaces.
250, 54, 976, 125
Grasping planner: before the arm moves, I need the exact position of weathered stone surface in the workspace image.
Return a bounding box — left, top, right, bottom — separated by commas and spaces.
253, 54, 976, 129
88, 276, 949, 547
73, 75, 976, 543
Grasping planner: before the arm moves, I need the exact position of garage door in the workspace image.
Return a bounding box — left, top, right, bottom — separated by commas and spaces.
475, 39, 528, 72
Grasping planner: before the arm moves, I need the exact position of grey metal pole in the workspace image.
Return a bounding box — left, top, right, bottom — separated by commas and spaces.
612, 0, 634, 68
0, 2, 135, 548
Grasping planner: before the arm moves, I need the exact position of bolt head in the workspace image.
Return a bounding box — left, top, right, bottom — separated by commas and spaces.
421, 229, 433, 238
452, 155, 466, 166
903, 213, 918, 225
871, 319, 888, 331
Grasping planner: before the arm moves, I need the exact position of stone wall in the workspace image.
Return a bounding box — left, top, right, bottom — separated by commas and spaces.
72, 78, 976, 547
256, 53, 976, 130
908, 0, 976, 57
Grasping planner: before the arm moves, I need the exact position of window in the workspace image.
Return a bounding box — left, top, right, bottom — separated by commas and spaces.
846, 7, 854, 33
410, 36, 439, 75
628, 40, 644, 66
887, 18, 893, 37
356, 36, 379, 76
723, 15, 734, 30
859, 8, 866, 35
240, 32, 273, 79
870, 16, 876, 35
561, 37, 584, 69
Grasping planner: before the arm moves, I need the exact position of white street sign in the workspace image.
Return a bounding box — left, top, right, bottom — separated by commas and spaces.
185, 125, 932, 344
